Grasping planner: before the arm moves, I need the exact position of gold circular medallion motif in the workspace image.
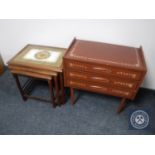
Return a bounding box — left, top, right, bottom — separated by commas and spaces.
35, 51, 51, 60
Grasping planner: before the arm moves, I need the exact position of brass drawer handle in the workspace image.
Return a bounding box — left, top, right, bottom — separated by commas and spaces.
90, 76, 109, 83
92, 67, 111, 73
116, 71, 137, 79
69, 73, 87, 79
89, 85, 107, 90
113, 81, 133, 88
69, 63, 87, 69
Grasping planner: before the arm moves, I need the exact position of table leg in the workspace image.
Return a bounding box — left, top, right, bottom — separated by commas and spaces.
48, 79, 56, 107
54, 76, 59, 105
117, 98, 126, 113
60, 73, 65, 105
70, 87, 75, 105
12, 74, 27, 101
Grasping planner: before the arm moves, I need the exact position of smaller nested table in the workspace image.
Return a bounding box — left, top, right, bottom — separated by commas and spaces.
8, 44, 66, 107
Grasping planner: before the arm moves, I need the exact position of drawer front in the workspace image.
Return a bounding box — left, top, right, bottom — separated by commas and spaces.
66, 70, 138, 90
65, 60, 141, 80
66, 78, 133, 99
66, 61, 112, 75
111, 78, 138, 89
67, 70, 110, 85
109, 88, 131, 98
67, 79, 109, 94
113, 69, 141, 80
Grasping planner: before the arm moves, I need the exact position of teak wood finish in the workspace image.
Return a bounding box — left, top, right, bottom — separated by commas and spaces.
0, 54, 4, 75
63, 38, 147, 113
8, 44, 66, 107
0, 64, 3, 75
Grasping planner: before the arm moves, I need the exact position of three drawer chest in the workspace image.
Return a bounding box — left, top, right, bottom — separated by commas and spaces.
63, 38, 147, 112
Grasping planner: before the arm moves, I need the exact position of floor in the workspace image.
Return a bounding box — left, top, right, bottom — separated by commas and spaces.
0, 68, 155, 135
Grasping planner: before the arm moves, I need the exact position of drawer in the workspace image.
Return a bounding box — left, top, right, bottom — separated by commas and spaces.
67, 79, 133, 98
111, 78, 138, 89
66, 61, 112, 75
109, 87, 132, 98
113, 68, 141, 80
67, 79, 108, 94
65, 60, 141, 80
67, 70, 110, 85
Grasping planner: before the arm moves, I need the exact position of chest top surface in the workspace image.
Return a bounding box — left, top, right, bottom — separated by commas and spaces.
65, 39, 146, 71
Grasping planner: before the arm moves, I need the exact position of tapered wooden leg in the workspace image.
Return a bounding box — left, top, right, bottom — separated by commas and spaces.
117, 98, 126, 113
70, 87, 75, 105
13, 74, 27, 101
60, 73, 65, 105
54, 76, 59, 105
48, 79, 56, 107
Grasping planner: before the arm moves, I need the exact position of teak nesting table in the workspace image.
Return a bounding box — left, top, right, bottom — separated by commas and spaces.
64, 38, 147, 112
8, 44, 66, 107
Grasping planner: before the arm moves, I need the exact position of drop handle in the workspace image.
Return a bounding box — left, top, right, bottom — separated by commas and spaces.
92, 67, 112, 73
90, 77, 110, 83
70, 73, 87, 79
89, 85, 107, 90
69, 63, 87, 69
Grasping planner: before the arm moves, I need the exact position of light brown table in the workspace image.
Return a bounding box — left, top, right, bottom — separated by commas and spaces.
8, 44, 66, 107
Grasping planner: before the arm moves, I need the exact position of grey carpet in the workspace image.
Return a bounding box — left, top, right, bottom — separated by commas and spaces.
0, 68, 155, 135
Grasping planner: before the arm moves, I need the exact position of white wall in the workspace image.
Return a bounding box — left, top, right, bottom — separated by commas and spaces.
0, 19, 155, 89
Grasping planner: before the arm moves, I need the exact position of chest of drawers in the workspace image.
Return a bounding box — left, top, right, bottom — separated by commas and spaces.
63, 38, 147, 112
